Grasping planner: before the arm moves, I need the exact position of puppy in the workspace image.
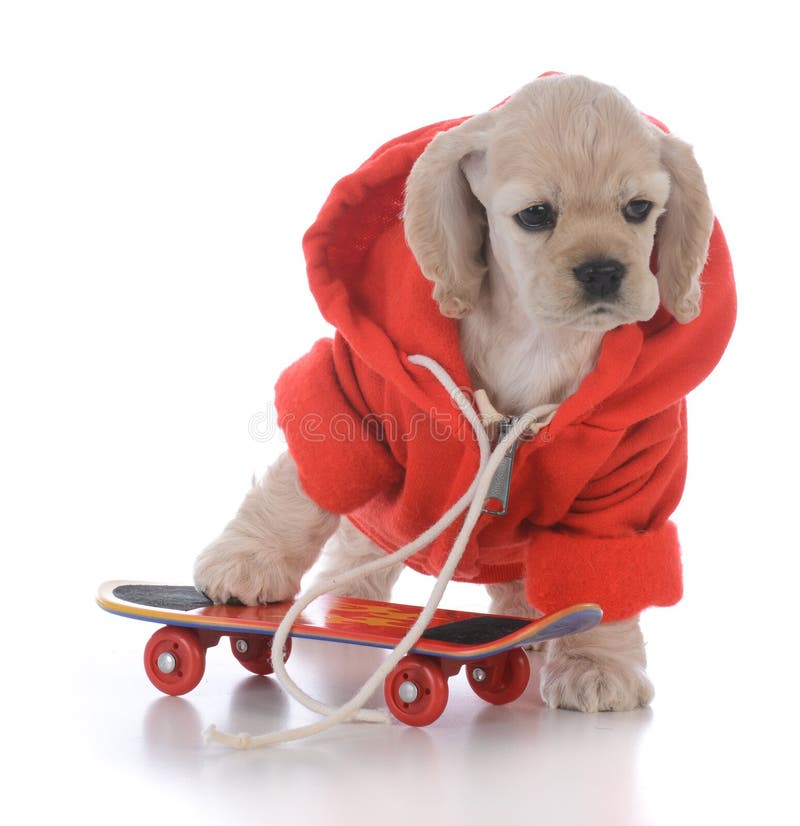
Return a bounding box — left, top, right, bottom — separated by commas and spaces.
195, 75, 732, 713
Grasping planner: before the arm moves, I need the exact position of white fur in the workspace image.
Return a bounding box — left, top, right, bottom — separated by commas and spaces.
194, 452, 339, 605
539, 616, 654, 712
195, 76, 714, 713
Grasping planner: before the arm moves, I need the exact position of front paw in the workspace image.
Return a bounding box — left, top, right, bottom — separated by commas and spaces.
540, 652, 654, 712
194, 533, 301, 605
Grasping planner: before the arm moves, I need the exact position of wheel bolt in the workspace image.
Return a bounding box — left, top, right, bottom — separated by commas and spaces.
471, 667, 487, 683
157, 652, 177, 674
398, 680, 419, 703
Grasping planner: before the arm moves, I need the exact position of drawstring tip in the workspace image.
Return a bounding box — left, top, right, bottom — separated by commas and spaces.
202, 724, 217, 744
204, 724, 254, 750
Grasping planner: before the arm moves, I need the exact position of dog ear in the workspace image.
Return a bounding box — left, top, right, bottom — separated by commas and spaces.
403, 112, 495, 318
654, 131, 714, 323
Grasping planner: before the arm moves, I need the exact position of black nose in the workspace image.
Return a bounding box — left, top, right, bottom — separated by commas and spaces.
573, 258, 626, 298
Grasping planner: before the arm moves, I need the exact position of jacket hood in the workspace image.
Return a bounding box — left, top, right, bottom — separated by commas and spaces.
277, 78, 737, 621
301, 92, 736, 438
301, 115, 473, 414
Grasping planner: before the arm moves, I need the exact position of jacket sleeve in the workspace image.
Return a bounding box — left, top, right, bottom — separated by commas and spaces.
524, 402, 688, 622
274, 336, 405, 515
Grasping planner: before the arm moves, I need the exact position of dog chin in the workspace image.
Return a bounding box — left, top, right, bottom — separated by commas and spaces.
528, 299, 655, 333
569, 299, 660, 332
567, 306, 632, 332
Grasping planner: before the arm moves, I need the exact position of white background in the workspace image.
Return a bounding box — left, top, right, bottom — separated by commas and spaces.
2, 1, 798, 824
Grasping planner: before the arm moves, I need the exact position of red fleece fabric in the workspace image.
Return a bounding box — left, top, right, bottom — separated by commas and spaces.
274, 85, 737, 623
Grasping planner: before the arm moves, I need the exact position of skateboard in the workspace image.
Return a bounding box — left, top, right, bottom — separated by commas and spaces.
97, 580, 602, 726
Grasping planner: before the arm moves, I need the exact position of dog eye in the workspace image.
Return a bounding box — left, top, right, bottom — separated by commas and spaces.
515, 203, 556, 231
623, 199, 653, 222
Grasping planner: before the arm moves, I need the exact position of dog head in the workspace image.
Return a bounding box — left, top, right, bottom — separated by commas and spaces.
404, 75, 713, 330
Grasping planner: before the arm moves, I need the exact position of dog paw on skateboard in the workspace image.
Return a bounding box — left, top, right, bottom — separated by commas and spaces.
194, 454, 340, 605
193, 531, 309, 605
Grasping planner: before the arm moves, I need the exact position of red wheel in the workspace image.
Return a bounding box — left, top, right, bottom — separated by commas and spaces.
384, 655, 449, 726
229, 634, 292, 675
143, 626, 206, 696
466, 648, 530, 705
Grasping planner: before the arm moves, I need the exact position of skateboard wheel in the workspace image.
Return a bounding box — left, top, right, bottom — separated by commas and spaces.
466, 648, 530, 705
229, 634, 292, 676
384, 655, 449, 726
143, 626, 206, 696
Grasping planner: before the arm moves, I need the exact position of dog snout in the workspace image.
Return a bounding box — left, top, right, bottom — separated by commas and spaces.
573, 258, 626, 298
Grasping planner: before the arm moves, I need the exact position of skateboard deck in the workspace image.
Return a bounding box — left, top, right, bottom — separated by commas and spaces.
97, 581, 602, 725
97, 581, 602, 660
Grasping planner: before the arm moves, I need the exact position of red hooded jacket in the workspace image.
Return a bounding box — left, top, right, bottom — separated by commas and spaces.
274, 100, 736, 623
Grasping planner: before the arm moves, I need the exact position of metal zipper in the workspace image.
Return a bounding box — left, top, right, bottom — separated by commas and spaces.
481, 415, 520, 516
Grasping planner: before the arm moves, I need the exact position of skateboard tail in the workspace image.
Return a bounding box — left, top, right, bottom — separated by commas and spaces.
525, 606, 604, 643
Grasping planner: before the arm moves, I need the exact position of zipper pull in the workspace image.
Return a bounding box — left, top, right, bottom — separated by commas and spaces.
482, 416, 520, 516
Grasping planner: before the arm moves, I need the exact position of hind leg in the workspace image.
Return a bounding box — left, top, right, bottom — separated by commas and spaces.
311, 518, 403, 600
486, 580, 542, 619
486, 580, 544, 650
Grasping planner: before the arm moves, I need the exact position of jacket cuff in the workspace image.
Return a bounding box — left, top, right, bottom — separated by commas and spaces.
275, 340, 404, 514
524, 521, 682, 623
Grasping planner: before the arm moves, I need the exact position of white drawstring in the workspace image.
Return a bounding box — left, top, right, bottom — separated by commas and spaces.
204, 355, 557, 748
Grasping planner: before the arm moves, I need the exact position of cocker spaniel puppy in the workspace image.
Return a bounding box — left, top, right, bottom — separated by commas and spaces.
195, 74, 734, 713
